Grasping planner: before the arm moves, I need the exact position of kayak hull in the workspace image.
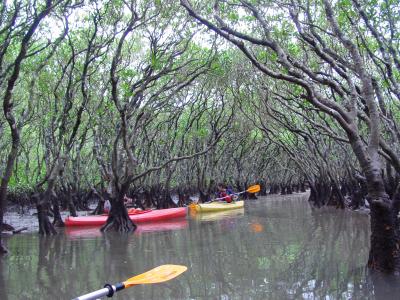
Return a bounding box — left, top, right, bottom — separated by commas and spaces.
193, 208, 244, 221
65, 207, 187, 227
193, 200, 244, 212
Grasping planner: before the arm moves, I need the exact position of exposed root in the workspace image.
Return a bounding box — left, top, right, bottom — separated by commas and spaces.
0, 243, 8, 255
12, 227, 28, 234
101, 215, 137, 233
0, 223, 15, 232
53, 218, 65, 227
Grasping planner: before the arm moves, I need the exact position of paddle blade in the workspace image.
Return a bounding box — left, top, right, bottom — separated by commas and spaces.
246, 185, 260, 194
123, 265, 187, 287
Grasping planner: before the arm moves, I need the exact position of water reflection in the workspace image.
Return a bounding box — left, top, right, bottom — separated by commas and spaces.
64, 220, 188, 239
0, 258, 8, 300
191, 208, 244, 222
1, 194, 399, 299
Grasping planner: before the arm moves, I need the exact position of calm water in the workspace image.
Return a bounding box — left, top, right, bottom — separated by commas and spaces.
0, 194, 395, 299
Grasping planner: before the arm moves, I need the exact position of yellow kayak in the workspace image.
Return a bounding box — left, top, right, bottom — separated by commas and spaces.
192, 200, 244, 212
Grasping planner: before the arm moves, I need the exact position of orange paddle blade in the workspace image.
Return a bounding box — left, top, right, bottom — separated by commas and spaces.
123, 265, 187, 287
189, 203, 197, 210
246, 185, 260, 194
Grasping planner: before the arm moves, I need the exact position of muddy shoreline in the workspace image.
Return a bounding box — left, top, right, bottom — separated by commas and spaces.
2, 203, 97, 233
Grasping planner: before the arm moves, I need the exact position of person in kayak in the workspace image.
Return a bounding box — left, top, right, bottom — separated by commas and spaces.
103, 194, 133, 213
217, 183, 233, 203
104, 199, 111, 213
124, 194, 133, 207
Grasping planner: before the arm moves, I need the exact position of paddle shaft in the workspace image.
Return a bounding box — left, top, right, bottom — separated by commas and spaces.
72, 283, 124, 300
209, 191, 246, 202
197, 185, 259, 204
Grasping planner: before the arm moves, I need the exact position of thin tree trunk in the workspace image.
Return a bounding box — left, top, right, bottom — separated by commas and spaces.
67, 194, 78, 217
0, 144, 19, 255
37, 201, 57, 235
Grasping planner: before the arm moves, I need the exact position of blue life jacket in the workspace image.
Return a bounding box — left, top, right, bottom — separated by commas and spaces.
226, 186, 234, 195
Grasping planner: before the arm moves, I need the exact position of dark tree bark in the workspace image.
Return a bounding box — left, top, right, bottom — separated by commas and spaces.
258, 180, 268, 196
52, 194, 64, 227
101, 193, 136, 233
67, 191, 78, 217
91, 188, 106, 215
300, 182, 306, 193
0, 0, 55, 253
287, 185, 293, 194
198, 190, 211, 203
37, 202, 57, 235
247, 192, 258, 200
34, 193, 56, 235
162, 191, 178, 209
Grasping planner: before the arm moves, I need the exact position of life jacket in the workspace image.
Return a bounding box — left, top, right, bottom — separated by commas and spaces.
219, 191, 232, 203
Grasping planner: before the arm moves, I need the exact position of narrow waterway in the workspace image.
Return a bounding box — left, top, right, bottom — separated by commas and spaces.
0, 193, 381, 299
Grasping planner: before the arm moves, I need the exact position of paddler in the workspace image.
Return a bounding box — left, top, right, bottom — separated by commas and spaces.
216, 183, 233, 203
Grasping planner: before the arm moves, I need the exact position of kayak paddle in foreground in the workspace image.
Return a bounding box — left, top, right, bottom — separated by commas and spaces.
72, 264, 187, 300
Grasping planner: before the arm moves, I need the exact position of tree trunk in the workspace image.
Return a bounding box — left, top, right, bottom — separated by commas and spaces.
349, 135, 400, 272
37, 201, 57, 235
161, 190, 177, 209
287, 185, 293, 194
300, 182, 306, 193
68, 194, 77, 217
247, 192, 258, 200
198, 190, 210, 203
101, 198, 136, 233
52, 194, 64, 227
0, 140, 20, 255
258, 180, 267, 196
368, 196, 400, 273
0, 195, 7, 253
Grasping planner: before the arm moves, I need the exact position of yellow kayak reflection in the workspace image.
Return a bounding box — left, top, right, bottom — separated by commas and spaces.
191, 208, 245, 222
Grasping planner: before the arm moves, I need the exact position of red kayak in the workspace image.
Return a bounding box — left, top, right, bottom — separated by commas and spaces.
64, 207, 187, 227
100, 208, 151, 216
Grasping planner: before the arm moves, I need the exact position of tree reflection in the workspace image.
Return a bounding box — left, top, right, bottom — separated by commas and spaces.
0, 257, 8, 300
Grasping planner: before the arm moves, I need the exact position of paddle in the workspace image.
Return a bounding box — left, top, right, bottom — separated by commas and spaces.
72, 265, 187, 300
211, 184, 261, 202
190, 184, 261, 207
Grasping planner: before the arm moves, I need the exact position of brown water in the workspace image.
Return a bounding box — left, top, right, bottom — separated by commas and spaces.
0, 194, 393, 299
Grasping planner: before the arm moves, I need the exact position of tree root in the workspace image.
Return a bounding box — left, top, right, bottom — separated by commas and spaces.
1, 223, 15, 232
101, 216, 137, 233
12, 227, 28, 234
0, 243, 8, 255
